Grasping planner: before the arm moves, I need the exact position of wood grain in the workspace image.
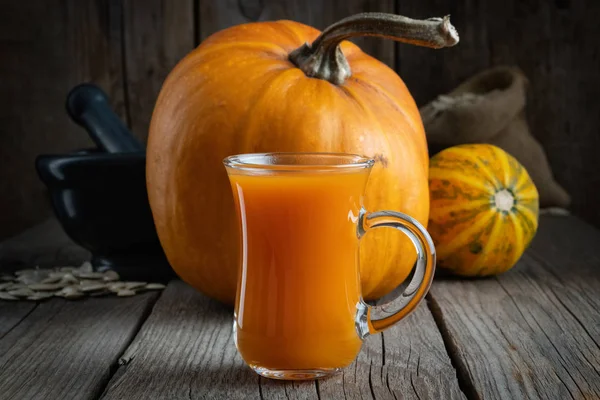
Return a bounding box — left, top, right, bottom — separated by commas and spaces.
396, 0, 600, 228
0, 302, 36, 339
429, 215, 600, 399
483, 0, 600, 228
198, 0, 396, 69
0, 0, 127, 240
102, 280, 462, 399
380, 305, 466, 400
122, 0, 195, 141
316, 334, 381, 400
0, 293, 158, 400
396, 0, 490, 106
101, 281, 263, 400
318, 305, 465, 400
527, 216, 600, 345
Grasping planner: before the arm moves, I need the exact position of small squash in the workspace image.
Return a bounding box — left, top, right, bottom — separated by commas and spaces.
428, 144, 539, 276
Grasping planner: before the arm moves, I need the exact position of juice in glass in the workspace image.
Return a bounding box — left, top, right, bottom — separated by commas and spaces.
224, 153, 435, 380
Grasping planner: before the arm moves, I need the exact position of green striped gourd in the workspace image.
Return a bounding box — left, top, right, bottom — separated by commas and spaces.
428, 144, 539, 276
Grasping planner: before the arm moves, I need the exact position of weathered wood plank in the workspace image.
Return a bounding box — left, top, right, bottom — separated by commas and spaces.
318, 304, 465, 400
482, 0, 600, 228
104, 281, 320, 399
396, 0, 490, 106
0, 302, 36, 339
0, 0, 127, 240
198, 0, 396, 69
529, 215, 600, 280
316, 330, 382, 400
103, 280, 462, 399
428, 215, 600, 399
527, 216, 600, 347
122, 0, 195, 141
0, 293, 158, 400
380, 304, 466, 400
396, 0, 600, 228
101, 281, 262, 400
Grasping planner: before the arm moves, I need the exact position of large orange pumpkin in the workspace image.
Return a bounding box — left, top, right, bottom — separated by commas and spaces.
147, 13, 459, 304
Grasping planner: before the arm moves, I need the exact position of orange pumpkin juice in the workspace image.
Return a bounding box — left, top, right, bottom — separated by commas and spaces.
227, 166, 370, 371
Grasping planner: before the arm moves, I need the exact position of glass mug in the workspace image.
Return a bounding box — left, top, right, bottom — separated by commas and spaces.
223, 153, 435, 380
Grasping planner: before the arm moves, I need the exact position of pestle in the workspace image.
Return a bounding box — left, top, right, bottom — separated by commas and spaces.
66, 83, 143, 153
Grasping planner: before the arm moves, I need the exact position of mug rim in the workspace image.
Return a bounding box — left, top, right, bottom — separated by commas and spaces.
223, 152, 375, 172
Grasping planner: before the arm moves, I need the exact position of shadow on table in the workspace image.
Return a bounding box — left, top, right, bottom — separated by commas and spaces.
189, 362, 318, 396
432, 268, 496, 281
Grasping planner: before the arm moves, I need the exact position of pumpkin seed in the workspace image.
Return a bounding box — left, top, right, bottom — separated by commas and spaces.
41, 276, 61, 284
2, 262, 163, 301
79, 279, 98, 285
60, 273, 78, 284
27, 292, 54, 301
80, 282, 107, 292
107, 282, 126, 292
28, 282, 66, 291
17, 276, 39, 285
103, 270, 120, 282
41, 272, 66, 284
63, 291, 84, 300
124, 282, 146, 290
6, 283, 26, 291
16, 267, 55, 283
144, 283, 166, 290
117, 289, 136, 297
15, 269, 37, 276
78, 261, 93, 273
56, 286, 83, 299
58, 286, 81, 295
77, 272, 104, 279
0, 292, 18, 301
8, 288, 34, 298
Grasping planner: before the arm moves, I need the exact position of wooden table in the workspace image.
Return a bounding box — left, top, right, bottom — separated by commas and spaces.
0, 215, 598, 399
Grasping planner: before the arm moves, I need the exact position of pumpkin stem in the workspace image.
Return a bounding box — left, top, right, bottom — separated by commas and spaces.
289, 13, 459, 85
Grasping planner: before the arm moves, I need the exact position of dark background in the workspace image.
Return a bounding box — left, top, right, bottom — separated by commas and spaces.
1, 0, 599, 241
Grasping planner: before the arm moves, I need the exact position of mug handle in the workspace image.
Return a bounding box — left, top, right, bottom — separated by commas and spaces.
355, 208, 436, 338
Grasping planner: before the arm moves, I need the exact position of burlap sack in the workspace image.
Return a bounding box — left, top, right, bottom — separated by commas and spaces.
420, 66, 570, 208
